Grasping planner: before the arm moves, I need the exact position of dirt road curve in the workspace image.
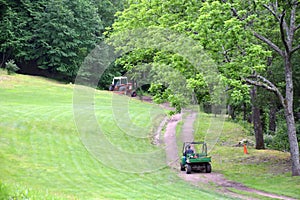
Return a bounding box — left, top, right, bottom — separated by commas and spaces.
163, 110, 297, 200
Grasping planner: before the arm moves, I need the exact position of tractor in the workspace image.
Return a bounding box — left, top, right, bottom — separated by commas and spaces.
109, 76, 136, 97
180, 142, 212, 174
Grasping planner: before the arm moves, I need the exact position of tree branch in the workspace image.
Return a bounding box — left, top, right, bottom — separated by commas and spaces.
244, 75, 285, 107
256, 75, 277, 90
289, 3, 298, 45
246, 75, 277, 91
265, 3, 290, 43
230, 7, 243, 20
291, 44, 300, 54
263, 4, 280, 21
295, 24, 300, 31
279, 11, 290, 54
244, 78, 276, 92
253, 32, 284, 57
221, 45, 231, 63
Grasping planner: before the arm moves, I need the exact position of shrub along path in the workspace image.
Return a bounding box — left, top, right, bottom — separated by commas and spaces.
163, 109, 297, 200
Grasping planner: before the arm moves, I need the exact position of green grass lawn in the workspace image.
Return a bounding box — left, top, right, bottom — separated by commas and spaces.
1, 73, 299, 199
0, 73, 229, 199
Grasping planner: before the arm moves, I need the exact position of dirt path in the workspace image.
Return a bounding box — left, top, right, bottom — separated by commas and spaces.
162, 109, 297, 200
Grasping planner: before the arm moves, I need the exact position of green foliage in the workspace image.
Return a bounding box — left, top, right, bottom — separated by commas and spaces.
97, 62, 124, 89
192, 1, 271, 99
33, 0, 102, 78
95, 0, 125, 30
4, 59, 19, 75
109, 0, 285, 115
0, 0, 125, 80
264, 114, 300, 151
167, 110, 177, 116
107, 1, 217, 112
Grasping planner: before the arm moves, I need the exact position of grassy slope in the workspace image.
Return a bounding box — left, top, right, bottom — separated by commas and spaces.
0, 73, 228, 199
194, 113, 300, 199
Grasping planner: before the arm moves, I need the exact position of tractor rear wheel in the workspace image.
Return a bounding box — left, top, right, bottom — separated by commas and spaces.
180, 163, 185, 171
186, 165, 192, 174
205, 163, 212, 173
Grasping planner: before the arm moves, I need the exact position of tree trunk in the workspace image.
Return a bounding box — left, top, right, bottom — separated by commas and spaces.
227, 105, 236, 120
269, 102, 277, 133
243, 102, 247, 122
0, 52, 11, 68
250, 86, 265, 149
284, 56, 300, 176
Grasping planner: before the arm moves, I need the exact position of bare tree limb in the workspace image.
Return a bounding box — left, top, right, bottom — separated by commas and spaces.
256, 75, 278, 90
272, 0, 279, 13
279, 11, 290, 54
247, 74, 277, 90
291, 44, 300, 54
244, 75, 285, 108
237, 45, 246, 56
289, 3, 297, 43
263, 4, 280, 21
244, 78, 276, 92
295, 24, 300, 31
267, 56, 273, 66
221, 45, 231, 63
223, 1, 244, 21
268, 1, 290, 38
231, 7, 243, 20
253, 32, 284, 57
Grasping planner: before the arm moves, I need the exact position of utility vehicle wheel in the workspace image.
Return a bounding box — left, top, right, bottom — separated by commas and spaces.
206, 163, 212, 173
186, 165, 192, 174
180, 163, 185, 171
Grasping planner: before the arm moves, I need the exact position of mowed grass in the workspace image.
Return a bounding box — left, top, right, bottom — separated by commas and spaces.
0, 73, 229, 199
193, 112, 300, 199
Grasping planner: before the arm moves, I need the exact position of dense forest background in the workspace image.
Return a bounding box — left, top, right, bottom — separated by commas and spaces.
1, 0, 300, 175
0, 0, 125, 81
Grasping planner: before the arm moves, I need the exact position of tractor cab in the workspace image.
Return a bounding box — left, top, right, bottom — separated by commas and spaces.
109, 76, 135, 96
112, 76, 128, 86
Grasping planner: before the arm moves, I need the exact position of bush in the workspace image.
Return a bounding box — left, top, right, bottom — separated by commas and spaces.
268, 120, 290, 151
264, 134, 275, 148
5, 60, 20, 75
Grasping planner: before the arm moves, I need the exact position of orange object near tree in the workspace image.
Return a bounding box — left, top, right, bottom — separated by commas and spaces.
243, 144, 248, 154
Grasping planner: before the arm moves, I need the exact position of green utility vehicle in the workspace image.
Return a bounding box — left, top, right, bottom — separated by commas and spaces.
180, 142, 212, 174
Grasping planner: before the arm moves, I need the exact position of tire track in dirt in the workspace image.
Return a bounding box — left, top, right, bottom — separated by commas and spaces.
164, 113, 181, 166
163, 109, 297, 200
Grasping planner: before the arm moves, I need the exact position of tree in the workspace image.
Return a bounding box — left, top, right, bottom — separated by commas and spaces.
108, 0, 300, 175
192, 0, 300, 176
191, 1, 270, 150
246, 0, 300, 176
94, 0, 125, 31
0, 0, 25, 68
29, 0, 103, 79
0, 0, 124, 81
250, 86, 264, 149
108, 0, 213, 112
